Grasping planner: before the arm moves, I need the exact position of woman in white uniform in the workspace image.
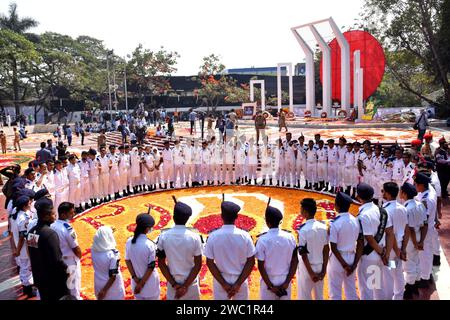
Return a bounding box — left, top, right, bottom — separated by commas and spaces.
125, 213, 160, 300
91, 226, 126, 300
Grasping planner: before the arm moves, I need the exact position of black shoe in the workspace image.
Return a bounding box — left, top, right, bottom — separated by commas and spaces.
412, 283, 420, 295
127, 186, 131, 194
286, 184, 291, 188
23, 285, 37, 299
254, 179, 257, 185
417, 279, 429, 289
84, 204, 91, 211
304, 180, 309, 189
269, 179, 273, 186
170, 182, 174, 189
403, 284, 414, 300
282, 182, 285, 187
159, 184, 163, 189
186, 182, 189, 188
164, 183, 168, 189
433, 255, 441, 266
261, 179, 266, 186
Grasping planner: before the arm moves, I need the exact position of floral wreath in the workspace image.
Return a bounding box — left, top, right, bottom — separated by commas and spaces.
304, 110, 312, 118
337, 110, 347, 119
321, 112, 328, 119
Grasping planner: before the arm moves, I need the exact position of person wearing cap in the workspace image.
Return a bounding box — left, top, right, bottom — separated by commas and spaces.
142, 145, 156, 191
356, 183, 394, 300
259, 138, 273, 186
78, 151, 91, 211
27, 201, 70, 300
295, 135, 307, 189
327, 192, 362, 300
108, 145, 122, 200
91, 226, 126, 300
421, 133, 435, 159
305, 140, 318, 190
414, 173, 437, 289
118, 145, 131, 196
343, 142, 355, 196
326, 139, 339, 193
125, 213, 160, 300
200, 140, 212, 186
274, 138, 285, 187
88, 149, 101, 206
235, 140, 246, 185
391, 148, 405, 188
371, 145, 385, 204
400, 183, 427, 299
337, 137, 347, 192
28, 189, 51, 233
224, 139, 236, 185
209, 136, 222, 186
157, 201, 203, 300
284, 135, 296, 188
161, 140, 175, 189
192, 139, 202, 186
353, 142, 366, 194
316, 140, 328, 192
381, 182, 409, 300
53, 160, 70, 213
11, 196, 36, 298
246, 137, 258, 186
51, 202, 83, 299
67, 155, 83, 214
130, 146, 142, 194
256, 203, 297, 300
183, 137, 194, 188
98, 146, 112, 202
410, 139, 423, 159
205, 199, 256, 300
297, 198, 329, 300
361, 143, 374, 188
172, 139, 185, 188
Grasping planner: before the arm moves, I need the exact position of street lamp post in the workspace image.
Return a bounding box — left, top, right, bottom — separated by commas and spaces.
124, 57, 129, 115
106, 51, 113, 123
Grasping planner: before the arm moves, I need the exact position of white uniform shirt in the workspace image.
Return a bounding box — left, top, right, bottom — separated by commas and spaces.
337, 146, 347, 165
224, 143, 235, 165
98, 155, 111, 175
247, 145, 258, 165
371, 155, 384, 177
173, 146, 185, 166
119, 153, 131, 171
417, 189, 437, 229
193, 146, 202, 165
358, 202, 393, 260
306, 148, 317, 164
51, 219, 79, 260
79, 160, 90, 179
329, 212, 360, 252
125, 234, 160, 298
91, 249, 125, 299
109, 153, 120, 173
383, 200, 408, 249
14, 210, 31, 259
344, 150, 355, 168
403, 162, 415, 185
89, 158, 100, 178
200, 147, 211, 165
235, 146, 246, 165
204, 225, 256, 276
255, 229, 296, 276
157, 226, 203, 278
285, 145, 296, 163
183, 146, 194, 165
298, 220, 329, 265
317, 148, 328, 162
328, 146, 339, 164
392, 158, 405, 181
296, 144, 307, 163
54, 168, 69, 192
67, 163, 81, 185
430, 172, 442, 197
44, 171, 55, 194
404, 199, 427, 236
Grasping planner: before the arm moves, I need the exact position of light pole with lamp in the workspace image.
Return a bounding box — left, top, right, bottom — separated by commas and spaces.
106, 50, 113, 125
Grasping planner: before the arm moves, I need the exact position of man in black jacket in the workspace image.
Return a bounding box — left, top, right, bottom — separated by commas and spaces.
27, 201, 70, 300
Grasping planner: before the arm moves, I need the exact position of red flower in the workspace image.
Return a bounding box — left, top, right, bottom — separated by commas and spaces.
193, 214, 256, 234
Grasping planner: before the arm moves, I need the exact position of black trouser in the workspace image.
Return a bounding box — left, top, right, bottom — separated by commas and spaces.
190, 121, 195, 135
81, 133, 85, 145
418, 129, 426, 140
67, 136, 72, 146
437, 167, 450, 197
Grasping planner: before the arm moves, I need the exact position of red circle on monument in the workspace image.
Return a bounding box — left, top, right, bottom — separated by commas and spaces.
319, 30, 386, 104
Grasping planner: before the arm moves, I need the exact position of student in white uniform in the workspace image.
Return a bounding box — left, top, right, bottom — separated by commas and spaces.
235, 141, 246, 185
205, 199, 256, 300
414, 173, 437, 289
88, 149, 100, 206
44, 161, 56, 202
343, 143, 355, 196
118, 145, 131, 196
125, 213, 160, 300
259, 140, 273, 186
297, 198, 329, 300
337, 137, 347, 192
327, 192, 362, 300
381, 182, 409, 300
200, 141, 212, 185
316, 140, 328, 191
124, 145, 133, 195
305, 140, 318, 190
53, 160, 69, 212
223, 140, 235, 185
208, 137, 219, 186
98, 146, 112, 202
173, 139, 185, 188
157, 200, 203, 300
356, 183, 394, 300
295, 135, 307, 189
192, 139, 202, 186
256, 202, 297, 300
371, 145, 385, 204
108, 145, 122, 199
130, 147, 142, 194
152, 147, 163, 190
392, 148, 405, 187
402, 152, 415, 185
353, 142, 366, 197
400, 183, 427, 300
183, 137, 194, 188
51, 202, 82, 299
79, 152, 91, 211
327, 139, 339, 193
91, 226, 126, 300
12, 196, 36, 298
246, 138, 258, 185
142, 146, 156, 191
284, 138, 296, 188
274, 139, 285, 187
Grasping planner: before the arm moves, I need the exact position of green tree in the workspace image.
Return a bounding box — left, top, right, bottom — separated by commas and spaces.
0, 2, 38, 115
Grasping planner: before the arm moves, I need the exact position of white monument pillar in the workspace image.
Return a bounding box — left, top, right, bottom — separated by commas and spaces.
250, 80, 266, 111
354, 50, 365, 120
328, 17, 351, 113
277, 63, 294, 113
309, 25, 332, 117
291, 29, 315, 113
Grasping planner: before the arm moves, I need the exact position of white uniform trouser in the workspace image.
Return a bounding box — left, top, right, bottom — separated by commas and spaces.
373, 179, 383, 201
296, 160, 306, 183
55, 188, 69, 212
166, 276, 200, 300
201, 163, 211, 182
163, 162, 174, 184
184, 164, 194, 183
344, 167, 353, 187
306, 162, 317, 184
317, 161, 327, 182
222, 164, 233, 183
338, 163, 346, 189
173, 164, 185, 187
352, 167, 360, 188
285, 160, 295, 185
18, 257, 33, 286
121, 169, 129, 190
327, 252, 358, 300
153, 169, 161, 185
81, 178, 91, 204
99, 173, 110, 198
328, 162, 338, 187
247, 165, 257, 181
194, 164, 201, 182
213, 274, 249, 300
90, 176, 100, 199
260, 275, 291, 300
144, 169, 155, 186
357, 256, 385, 300
109, 170, 120, 194
64, 256, 81, 300
419, 227, 434, 280
404, 239, 421, 285
431, 226, 441, 256
297, 260, 324, 300
382, 257, 405, 300
261, 164, 272, 180
235, 164, 244, 180
276, 162, 285, 182
69, 182, 81, 206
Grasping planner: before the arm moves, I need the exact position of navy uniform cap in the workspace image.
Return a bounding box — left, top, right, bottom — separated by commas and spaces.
327, 139, 335, 144
401, 183, 418, 198
35, 198, 53, 211
34, 189, 49, 201
174, 202, 192, 219
221, 201, 241, 217
265, 206, 283, 222
18, 188, 36, 199
12, 178, 26, 190
16, 196, 30, 209
414, 173, 431, 185
136, 213, 155, 228
335, 192, 353, 208
357, 183, 374, 200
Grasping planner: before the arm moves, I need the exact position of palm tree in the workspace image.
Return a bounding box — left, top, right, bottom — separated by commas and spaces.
0, 2, 39, 117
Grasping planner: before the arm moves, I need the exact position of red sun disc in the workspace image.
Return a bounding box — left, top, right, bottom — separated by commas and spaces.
319, 30, 386, 104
